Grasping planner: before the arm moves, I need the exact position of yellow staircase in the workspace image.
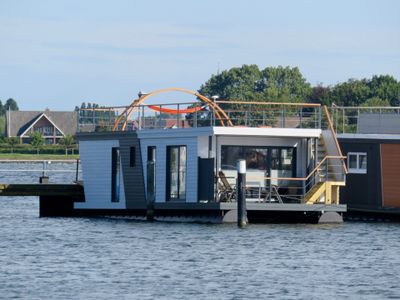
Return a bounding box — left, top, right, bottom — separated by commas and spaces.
303, 132, 346, 205
303, 181, 345, 205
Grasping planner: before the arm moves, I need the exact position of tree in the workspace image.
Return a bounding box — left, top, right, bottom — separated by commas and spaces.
198, 65, 312, 103
0, 100, 4, 116
59, 135, 75, 155
4, 98, 19, 111
330, 75, 400, 107
30, 131, 44, 154
330, 79, 371, 107
192, 65, 312, 126
361, 97, 390, 107
259, 66, 312, 103
367, 75, 400, 106
5, 137, 19, 153
308, 84, 332, 106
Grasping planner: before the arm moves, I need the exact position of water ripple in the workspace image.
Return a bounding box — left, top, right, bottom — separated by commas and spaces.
0, 175, 400, 298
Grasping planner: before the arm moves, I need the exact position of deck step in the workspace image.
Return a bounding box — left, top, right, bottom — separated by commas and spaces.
304, 182, 325, 203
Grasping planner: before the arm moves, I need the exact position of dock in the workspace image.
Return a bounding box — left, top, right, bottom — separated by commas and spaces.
0, 183, 85, 217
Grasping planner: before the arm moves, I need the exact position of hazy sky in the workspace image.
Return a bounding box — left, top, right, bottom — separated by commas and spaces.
1, 0, 399, 110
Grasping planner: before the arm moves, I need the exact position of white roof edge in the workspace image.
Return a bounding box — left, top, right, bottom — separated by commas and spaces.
137, 126, 321, 139
213, 127, 321, 138
20, 113, 66, 137
137, 127, 213, 139
338, 133, 400, 140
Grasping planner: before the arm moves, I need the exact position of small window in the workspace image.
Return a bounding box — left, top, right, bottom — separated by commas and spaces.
347, 152, 367, 174
148, 146, 156, 162
130, 147, 136, 167
111, 147, 121, 202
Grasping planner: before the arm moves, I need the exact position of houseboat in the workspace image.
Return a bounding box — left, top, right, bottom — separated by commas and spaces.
73, 88, 347, 223
334, 106, 400, 220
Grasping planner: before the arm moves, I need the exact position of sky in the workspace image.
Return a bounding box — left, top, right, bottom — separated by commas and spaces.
0, 0, 399, 110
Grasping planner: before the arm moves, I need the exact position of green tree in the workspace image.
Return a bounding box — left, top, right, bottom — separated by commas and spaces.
361, 97, 390, 107
30, 131, 44, 154
5, 137, 19, 153
367, 75, 400, 106
198, 65, 312, 103
258, 66, 312, 103
330, 75, 400, 107
59, 135, 75, 155
308, 84, 332, 106
0, 100, 4, 116
194, 65, 312, 126
4, 98, 19, 111
330, 79, 371, 106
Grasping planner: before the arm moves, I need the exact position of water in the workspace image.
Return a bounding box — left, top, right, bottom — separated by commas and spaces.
0, 164, 400, 299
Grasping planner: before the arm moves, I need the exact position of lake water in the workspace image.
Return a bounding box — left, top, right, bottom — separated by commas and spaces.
0, 163, 400, 299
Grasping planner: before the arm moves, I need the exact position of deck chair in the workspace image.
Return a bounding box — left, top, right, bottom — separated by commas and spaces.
217, 171, 236, 202
261, 185, 283, 203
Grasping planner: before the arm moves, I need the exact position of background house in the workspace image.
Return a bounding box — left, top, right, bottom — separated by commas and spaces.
5, 109, 78, 144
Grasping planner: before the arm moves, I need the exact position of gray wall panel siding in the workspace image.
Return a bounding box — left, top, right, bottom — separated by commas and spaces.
358, 113, 400, 134
76, 131, 146, 209
119, 135, 146, 208
339, 138, 382, 210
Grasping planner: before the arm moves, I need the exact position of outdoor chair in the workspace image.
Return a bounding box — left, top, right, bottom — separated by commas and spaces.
217, 171, 236, 202
261, 185, 283, 203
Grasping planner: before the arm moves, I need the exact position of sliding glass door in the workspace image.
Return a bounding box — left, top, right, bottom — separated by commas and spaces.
167, 146, 187, 201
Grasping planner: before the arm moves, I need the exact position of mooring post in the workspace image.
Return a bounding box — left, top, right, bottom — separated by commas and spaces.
40, 161, 49, 184
237, 159, 248, 228
146, 160, 156, 221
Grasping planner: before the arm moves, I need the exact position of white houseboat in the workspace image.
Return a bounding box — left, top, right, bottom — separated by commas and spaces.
74, 88, 347, 223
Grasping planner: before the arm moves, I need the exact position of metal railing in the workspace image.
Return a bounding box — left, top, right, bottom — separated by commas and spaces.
328, 106, 400, 134
217, 155, 347, 204
77, 101, 323, 132
0, 159, 82, 183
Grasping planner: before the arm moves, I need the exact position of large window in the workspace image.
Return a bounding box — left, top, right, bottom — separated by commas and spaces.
348, 152, 367, 174
111, 147, 121, 202
167, 146, 186, 201
221, 146, 295, 186
221, 146, 295, 175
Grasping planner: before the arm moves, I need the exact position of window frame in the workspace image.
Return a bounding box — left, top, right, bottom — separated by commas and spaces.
130, 146, 136, 167
347, 152, 367, 174
166, 145, 187, 202
111, 147, 121, 202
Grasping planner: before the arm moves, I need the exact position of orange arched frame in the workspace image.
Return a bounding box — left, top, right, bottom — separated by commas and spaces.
112, 87, 233, 131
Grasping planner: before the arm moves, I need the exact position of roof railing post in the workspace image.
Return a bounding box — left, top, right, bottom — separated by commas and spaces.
177, 104, 180, 128
92, 107, 95, 127
159, 105, 162, 129
319, 107, 322, 129
262, 111, 265, 126
194, 104, 198, 128
299, 107, 303, 128
342, 108, 345, 134
282, 105, 286, 128
142, 105, 145, 129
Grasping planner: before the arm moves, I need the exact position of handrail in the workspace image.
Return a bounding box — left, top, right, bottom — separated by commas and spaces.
216, 100, 321, 107
245, 155, 346, 182
322, 105, 348, 173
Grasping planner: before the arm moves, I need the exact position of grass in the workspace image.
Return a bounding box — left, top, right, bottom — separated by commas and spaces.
0, 153, 80, 160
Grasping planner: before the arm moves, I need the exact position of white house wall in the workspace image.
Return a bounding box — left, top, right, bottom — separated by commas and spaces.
197, 136, 210, 158
139, 136, 198, 203
75, 140, 126, 209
